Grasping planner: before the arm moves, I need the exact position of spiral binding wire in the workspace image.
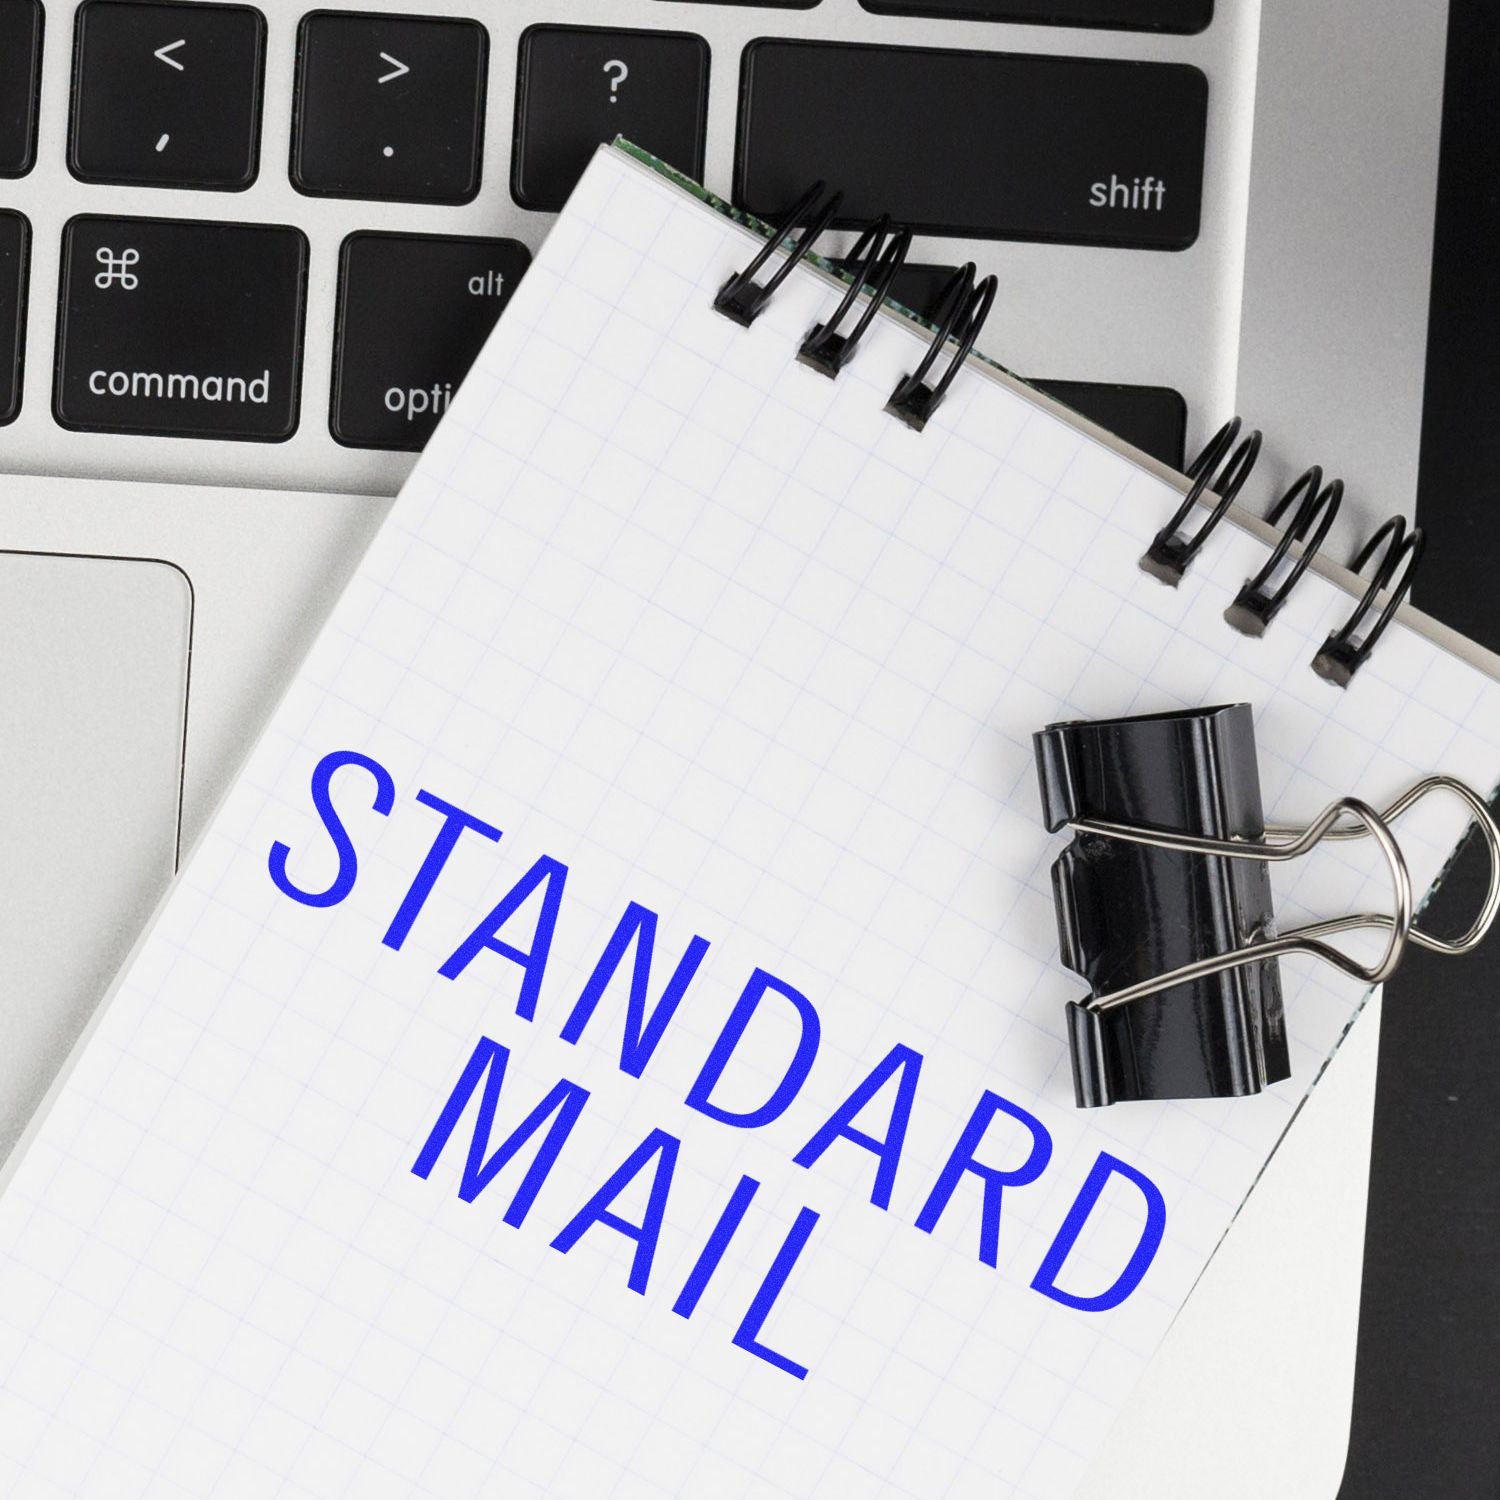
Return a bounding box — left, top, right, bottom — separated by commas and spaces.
1313, 517, 1425, 686
1142, 418, 1425, 684
1225, 466, 1343, 636
714, 186, 995, 429
714, 185, 1423, 684
714, 182, 843, 328
798, 216, 912, 378
1140, 417, 1263, 585
885, 265, 998, 433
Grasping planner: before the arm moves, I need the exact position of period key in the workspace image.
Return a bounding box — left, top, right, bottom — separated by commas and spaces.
331, 231, 530, 450
292, 12, 488, 203
55, 216, 308, 440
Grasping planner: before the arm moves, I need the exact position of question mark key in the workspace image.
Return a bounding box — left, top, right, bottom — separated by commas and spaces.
513, 26, 709, 213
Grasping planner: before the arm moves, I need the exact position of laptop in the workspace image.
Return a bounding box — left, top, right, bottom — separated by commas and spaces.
0, 1, 1457, 1493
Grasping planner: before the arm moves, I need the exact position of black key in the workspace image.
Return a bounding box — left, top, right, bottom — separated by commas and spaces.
513, 26, 709, 212
737, 42, 1207, 250
848, 260, 1188, 465
855, 261, 963, 323
332, 231, 529, 450
69, 1, 265, 190
857, 0, 1211, 33
55, 216, 307, 441
1029, 379, 1187, 469
292, 12, 487, 204
0, 0, 43, 177
0, 212, 29, 424
841, 259, 1189, 466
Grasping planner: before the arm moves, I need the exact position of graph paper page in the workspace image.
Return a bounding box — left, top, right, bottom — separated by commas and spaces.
2, 145, 1498, 1500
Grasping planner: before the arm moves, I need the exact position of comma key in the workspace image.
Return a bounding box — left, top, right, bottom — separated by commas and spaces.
69, 1, 266, 189
331, 231, 530, 451
55, 216, 308, 440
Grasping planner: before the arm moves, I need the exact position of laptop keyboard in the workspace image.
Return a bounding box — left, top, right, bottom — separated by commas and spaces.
0, 0, 1230, 482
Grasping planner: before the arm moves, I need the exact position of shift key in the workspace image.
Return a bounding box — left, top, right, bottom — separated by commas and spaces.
56, 216, 308, 440
737, 42, 1208, 250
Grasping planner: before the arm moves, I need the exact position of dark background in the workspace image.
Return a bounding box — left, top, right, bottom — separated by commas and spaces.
1339, 0, 1500, 1493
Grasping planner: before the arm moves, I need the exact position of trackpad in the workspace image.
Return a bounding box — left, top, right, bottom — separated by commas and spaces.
0, 552, 191, 1159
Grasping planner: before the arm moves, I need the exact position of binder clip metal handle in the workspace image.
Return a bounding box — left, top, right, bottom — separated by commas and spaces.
1075, 777, 1500, 1009
1035, 707, 1500, 1107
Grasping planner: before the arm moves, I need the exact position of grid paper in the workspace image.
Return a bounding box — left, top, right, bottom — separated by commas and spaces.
2, 145, 1499, 1500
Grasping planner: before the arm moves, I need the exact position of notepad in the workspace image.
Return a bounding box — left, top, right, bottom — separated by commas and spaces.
2, 143, 1498, 1500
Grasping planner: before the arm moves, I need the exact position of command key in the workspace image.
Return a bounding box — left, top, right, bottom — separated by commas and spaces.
55, 216, 308, 440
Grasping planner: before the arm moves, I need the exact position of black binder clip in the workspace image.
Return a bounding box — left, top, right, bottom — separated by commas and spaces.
1034, 705, 1500, 1107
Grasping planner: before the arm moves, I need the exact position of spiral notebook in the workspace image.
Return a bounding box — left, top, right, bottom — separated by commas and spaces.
3, 141, 1499, 1500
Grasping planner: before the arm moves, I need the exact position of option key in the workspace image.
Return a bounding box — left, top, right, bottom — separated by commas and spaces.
331, 231, 530, 450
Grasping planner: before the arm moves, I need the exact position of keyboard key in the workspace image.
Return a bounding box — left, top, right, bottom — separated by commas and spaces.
854, 261, 1187, 463
513, 27, 708, 212
0, 0, 43, 177
1030, 379, 1187, 468
844, 261, 1189, 466
858, 0, 1212, 33
292, 12, 488, 203
737, 42, 1207, 249
868, 262, 964, 322
332, 231, 530, 450
0, 212, 28, 424
55, 216, 307, 440
69, 1, 265, 190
